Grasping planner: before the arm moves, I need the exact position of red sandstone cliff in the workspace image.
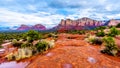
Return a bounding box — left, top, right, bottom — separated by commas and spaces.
17, 24, 46, 31
56, 17, 103, 30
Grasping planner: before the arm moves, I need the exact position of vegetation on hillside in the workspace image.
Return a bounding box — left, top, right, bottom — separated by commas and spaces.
101, 37, 119, 56
87, 26, 120, 56
0, 45, 2, 48
66, 30, 85, 34
1, 26, 120, 61
23, 30, 42, 43
94, 26, 106, 37
108, 26, 120, 37
4, 30, 55, 61
116, 23, 120, 28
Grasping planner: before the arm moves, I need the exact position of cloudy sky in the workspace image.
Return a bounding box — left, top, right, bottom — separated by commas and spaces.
0, 0, 120, 28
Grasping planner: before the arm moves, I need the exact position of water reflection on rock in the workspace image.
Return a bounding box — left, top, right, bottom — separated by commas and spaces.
45, 52, 53, 57
87, 57, 97, 64
0, 61, 29, 68
63, 63, 73, 68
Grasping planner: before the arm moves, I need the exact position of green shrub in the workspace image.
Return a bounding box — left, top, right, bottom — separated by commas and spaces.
26, 36, 33, 43
6, 48, 33, 61
94, 26, 106, 32
21, 42, 32, 48
116, 23, 120, 28
35, 41, 49, 52
47, 33, 58, 38
12, 39, 17, 43
23, 30, 42, 43
12, 39, 22, 47
96, 30, 105, 37
78, 30, 85, 34
108, 27, 120, 37
30, 46, 38, 55
90, 37, 103, 45
47, 33, 53, 37
0, 45, 3, 48
67, 30, 85, 34
101, 37, 119, 56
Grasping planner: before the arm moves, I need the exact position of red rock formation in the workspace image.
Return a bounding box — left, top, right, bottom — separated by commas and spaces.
56, 17, 103, 30
32, 24, 46, 30
108, 19, 120, 26
17, 24, 46, 31
17, 24, 30, 30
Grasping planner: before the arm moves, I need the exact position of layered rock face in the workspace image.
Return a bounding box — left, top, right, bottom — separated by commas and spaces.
17, 24, 46, 31
31, 24, 46, 30
108, 19, 120, 26
56, 17, 103, 30
17, 24, 31, 30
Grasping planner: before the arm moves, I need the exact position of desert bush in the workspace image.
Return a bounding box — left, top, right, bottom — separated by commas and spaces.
67, 30, 85, 34
35, 41, 49, 52
47, 33, 58, 38
30, 46, 38, 55
47, 33, 53, 37
108, 27, 120, 37
23, 30, 42, 43
47, 40, 55, 48
41, 39, 55, 48
6, 53, 14, 61
12, 39, 22, 47
88, 35, 103, 45
116, 23, 120, 28
21, 42, 32, 48
90, 38, 103, 45
78, 30, 85, 34
6, 48, 33, 61
96, 30, 105, 37
12, 39, 17, 43
101, 37, 119, 56
94, 26, 106, 31
0, 45, 3, 48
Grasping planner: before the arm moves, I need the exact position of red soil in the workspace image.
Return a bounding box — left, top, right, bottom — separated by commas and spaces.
27, 34, 120, 68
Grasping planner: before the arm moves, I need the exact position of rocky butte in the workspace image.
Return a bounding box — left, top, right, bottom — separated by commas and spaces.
17, 24, 46, 31
17, 17, 120, 31
54, 17, 104, 30
108, 19, 120, 26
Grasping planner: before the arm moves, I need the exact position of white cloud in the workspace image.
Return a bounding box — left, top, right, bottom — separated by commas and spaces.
1, 0, 120, 29
0, 9, 65, 28
106, 14, 120, 19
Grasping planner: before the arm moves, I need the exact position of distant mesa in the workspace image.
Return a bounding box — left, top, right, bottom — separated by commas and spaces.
17, 17, 120, 31
108, 19, 120, 26
32, 24, 46, 30
17, 24, 46, 31
17, 24, 30, 30
54, 17, 104, 31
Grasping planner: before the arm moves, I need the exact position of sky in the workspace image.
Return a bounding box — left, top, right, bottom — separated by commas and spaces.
0, 0, 120, 28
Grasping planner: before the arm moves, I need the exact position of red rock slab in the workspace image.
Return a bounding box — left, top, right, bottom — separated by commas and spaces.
55, 39, 88, 46
27, 45, 120, 68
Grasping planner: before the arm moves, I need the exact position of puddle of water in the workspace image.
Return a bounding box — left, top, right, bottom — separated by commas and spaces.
0, 49, 5, 54
87, 57, 97, 64
46, 52, 53, 57
1, 43, 11, 46
63, 63, 73, 68
0, 61, 29, 68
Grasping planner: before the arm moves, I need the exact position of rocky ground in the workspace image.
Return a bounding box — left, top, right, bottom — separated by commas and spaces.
27, 34, 120, 68
1, 33, 120, 68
